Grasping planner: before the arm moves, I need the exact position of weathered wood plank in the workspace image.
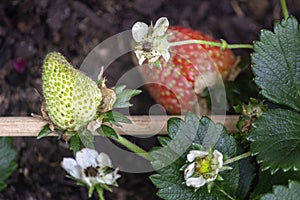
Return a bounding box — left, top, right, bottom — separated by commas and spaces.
0, 115, 239, 137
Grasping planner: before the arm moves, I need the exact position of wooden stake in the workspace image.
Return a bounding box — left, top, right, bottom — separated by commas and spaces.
0, 115, 239, 137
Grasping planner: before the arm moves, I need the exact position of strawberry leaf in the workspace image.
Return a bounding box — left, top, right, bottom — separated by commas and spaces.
251, 17, 300, 111
97, 125, 118, 139
78, 128, 95, 149
70, 134, 82, 155
113, 85, 141, 108
0, 137, 17, 191
150, 113, 239, 200
251, 169, 300, 199
249, 109, 300, 173
260, 181, 300, 200
100, 111, 131, 126
37, 124, 51, 139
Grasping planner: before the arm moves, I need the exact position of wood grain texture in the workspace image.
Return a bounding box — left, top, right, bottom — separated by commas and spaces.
0, 115, 239, 137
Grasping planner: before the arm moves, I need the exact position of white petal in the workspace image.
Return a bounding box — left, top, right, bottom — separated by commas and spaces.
162, 50, 170, 62
187, 150, 209, 162
213, 150, 223, 168
153, 17, 169, 37
113, 173, 121, 182
184, 163, 195, 180
206, 174, 218, 183
132, 22, 149, 42
82, 176, 93, 187
76, 148, 98, 169
100, 173, 114, 185
138, 56, 146, 65
186, 176, 206, 188
97, 153, 112, 168
61, 158, 81, 179
160, 38, 170, 49
134, 50, 146, 65
96, 169, 120, 185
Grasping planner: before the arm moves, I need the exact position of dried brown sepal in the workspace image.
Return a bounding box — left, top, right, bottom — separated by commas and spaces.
98, 79, 117, 113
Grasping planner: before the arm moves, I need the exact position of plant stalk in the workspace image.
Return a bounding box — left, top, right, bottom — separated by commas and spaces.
280, 0, 289, 19
113, 135, 153, 161
170, 40, 253, 49
224, 152, 251, 165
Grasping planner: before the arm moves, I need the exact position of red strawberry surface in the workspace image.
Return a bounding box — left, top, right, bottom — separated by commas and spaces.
139, 26, 239, 114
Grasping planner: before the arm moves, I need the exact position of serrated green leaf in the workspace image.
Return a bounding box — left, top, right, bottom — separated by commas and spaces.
0, 137, 17, 191
97, 125, 118, 139
78, 128, 95, 149
37, 124, 51, 139
251, 169, 300, 199
251, 17, 300, 111
100, 111, 131, 126
70, 134, 82, 155
166, 117, 183, 138
113, 85, 141, 108
157, 136, 171, 146
260, 181, 300, 200
150, 114, 239, 200
249, 109, 300, 173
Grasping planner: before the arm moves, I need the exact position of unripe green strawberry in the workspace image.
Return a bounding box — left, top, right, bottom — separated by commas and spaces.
42, 52, 102, 131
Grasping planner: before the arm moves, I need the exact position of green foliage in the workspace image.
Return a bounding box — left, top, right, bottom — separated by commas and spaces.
249, 16, 300, 199
97, 125, 118, 139
252, 17, 300, 111
113, 85, 141, 108
78, 128, 95, 149
250, 16, 300, 173
234, 98, 267, 146
150, 113, 239, 200
0, 137, 17, 191
251, 169, 300, 199
249, 109, 300, 173
100, 111, 131, 126
69, 134, 82, 155
236, 148, 256, 200
260, 181, 300, 200
37, 124, 52, 139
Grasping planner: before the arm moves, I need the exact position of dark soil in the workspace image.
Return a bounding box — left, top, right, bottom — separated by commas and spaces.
0, 0, 299, 199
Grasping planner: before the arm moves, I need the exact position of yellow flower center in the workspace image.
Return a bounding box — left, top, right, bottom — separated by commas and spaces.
195, 157, 211, 174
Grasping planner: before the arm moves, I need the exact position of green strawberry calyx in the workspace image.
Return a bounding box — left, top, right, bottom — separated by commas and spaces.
37, 52, 140, 142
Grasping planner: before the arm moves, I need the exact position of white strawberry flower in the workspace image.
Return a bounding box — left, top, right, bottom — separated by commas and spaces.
132, 17, 170, 66
184, 149, 223, 190
61, 148, 121, 188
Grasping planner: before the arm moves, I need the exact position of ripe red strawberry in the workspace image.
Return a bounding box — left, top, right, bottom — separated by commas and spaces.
139, 26, 239, 114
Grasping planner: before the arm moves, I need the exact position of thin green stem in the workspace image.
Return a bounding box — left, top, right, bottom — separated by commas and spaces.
216, 186, 236, 200
96, 187, 105, 200
224, 152, 251, 165
170, 40, 253, 49
113, 135, 153, 161
280, 0, 289, 19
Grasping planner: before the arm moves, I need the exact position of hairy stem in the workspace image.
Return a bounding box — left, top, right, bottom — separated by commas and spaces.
224, 152, 251, 165
113, 135, 153, 161
170, 39, 253, 49
280, 0, 289, 19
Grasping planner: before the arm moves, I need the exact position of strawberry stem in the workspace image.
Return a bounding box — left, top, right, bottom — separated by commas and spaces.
112, 135, 153, 161
223, 151, 251, 165
169, 40, 253, 49
280, 0, 289, 19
